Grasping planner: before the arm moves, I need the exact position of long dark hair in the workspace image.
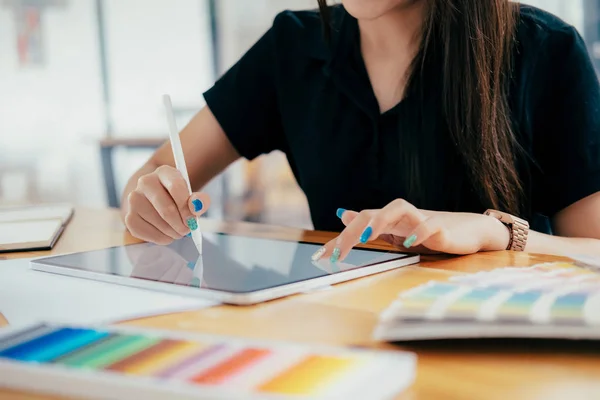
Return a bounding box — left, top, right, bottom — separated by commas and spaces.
317, 0, 522, 214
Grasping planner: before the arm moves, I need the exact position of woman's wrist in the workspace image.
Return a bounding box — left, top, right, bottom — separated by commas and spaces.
479, 214, 511, 252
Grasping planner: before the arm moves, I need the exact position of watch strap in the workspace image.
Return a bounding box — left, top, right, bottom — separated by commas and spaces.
484, 210, 530, 252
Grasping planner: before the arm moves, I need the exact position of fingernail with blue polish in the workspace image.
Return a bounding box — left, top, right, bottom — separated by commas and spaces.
360, 226, 373, 244
186, 233, 192, 238
404, 234, 417, 249
192, 199, 203, 213
187, 217, 198, 231
336, 208, 346, 219
330, 247, 341, 263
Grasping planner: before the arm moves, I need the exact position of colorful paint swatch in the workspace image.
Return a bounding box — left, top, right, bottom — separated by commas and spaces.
393, 283, 462, 319
0, 325, 55, 354
107, 340, 204, 375
0, 325, 416, 399
529, 262, 575, 273
405, 283, 458, 301
445, 288, 503, 315
550, 293, 589, 323
58, 334, 161, 369
386, 262, 600, 327
259, 355, 357, 395
190, 348, 270, 384
156, 344, 226, 379
394, 300, 434, 318
495, 291, 544, 321
0, 328, 109, 363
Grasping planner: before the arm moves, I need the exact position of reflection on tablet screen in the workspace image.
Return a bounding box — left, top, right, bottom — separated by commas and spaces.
40, 234, 403, 293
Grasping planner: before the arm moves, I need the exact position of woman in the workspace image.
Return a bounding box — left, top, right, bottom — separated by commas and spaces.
121, 0, 600, 262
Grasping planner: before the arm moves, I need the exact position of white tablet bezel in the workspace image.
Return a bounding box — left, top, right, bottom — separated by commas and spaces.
30, 237, 419, 306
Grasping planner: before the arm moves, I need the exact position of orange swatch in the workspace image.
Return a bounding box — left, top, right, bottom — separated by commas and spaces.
190, 348, 270, 385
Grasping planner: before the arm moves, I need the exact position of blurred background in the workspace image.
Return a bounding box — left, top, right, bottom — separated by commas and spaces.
0, 0, 593, 229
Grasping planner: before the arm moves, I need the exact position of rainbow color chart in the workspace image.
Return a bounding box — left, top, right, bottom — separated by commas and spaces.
0, 324, 416, 400
374, 262, 600, 342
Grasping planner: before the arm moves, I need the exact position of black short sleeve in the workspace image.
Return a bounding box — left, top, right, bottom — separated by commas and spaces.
203, 16, 285, 160
531, 26, 600, 217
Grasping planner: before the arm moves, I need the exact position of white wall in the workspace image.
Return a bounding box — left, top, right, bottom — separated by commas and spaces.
0, 0, 214, 206
0, 0, 105, 204
105, 0, 213, 136
217, 0, 316, 72
0, 1, 104, 149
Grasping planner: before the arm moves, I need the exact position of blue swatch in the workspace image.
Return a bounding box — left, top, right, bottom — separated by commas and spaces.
411, 283, 459, 300
554, 293, 588, 308
0, 328, 110, 363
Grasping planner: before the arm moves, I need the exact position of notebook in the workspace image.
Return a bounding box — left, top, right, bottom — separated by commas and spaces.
0, 323, 416, 400
0, 204, 73, 253
374, 261, 600, 342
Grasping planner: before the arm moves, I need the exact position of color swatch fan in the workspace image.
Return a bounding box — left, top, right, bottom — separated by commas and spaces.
0, 324, 416, 400
374, 262, 600, 342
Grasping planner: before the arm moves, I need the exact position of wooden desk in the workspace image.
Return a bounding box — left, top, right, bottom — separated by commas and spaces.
2, 208, 600, 400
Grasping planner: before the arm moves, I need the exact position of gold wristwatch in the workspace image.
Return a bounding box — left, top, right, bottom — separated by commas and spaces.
484, 210, 530, 252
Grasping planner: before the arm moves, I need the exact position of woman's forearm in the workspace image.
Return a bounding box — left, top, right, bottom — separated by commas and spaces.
526, 231, 600, 257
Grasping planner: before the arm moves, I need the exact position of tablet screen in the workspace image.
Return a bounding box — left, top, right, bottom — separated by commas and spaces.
34, 234, 405, 293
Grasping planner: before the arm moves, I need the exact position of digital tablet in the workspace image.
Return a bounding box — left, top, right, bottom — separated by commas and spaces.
30, 233, 419, 305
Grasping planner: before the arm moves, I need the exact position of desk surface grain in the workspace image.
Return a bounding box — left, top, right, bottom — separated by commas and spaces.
1, 208, 599, 400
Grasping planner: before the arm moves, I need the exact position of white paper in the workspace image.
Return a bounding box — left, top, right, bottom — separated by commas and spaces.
0, 259, 218, 329
0, 220, 61, 244
0, 204, 73, 223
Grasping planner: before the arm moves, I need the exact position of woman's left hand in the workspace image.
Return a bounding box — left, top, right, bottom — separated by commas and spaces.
312, 199, 512, 263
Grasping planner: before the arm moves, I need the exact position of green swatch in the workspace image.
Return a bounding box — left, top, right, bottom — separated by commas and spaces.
58, 335, 160, 369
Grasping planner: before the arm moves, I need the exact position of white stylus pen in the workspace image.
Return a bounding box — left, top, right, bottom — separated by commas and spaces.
163, 94, 203, 255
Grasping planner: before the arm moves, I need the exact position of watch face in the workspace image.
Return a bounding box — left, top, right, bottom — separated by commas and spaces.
485, 210, 511, 224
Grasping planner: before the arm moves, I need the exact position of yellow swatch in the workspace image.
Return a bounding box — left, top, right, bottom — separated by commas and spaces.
259, 355, 357, 395
534, 262, 576, 271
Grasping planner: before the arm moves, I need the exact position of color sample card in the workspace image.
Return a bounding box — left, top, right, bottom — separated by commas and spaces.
495, 291, 545, 322
445, 287, 506, 319
382, 263, 600, 327
0, 324, 416, 400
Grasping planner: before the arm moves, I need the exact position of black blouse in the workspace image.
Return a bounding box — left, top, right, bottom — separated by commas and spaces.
203, 5, 600, 233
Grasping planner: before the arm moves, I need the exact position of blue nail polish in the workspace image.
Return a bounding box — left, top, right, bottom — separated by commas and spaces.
360, 226, 373, 244
186, 233, 192, 238
192, 199, 203, 213
187, 217, 198, 231
330, 248, 341, 263
404, 234, 418, 249
336, 208, 346, 219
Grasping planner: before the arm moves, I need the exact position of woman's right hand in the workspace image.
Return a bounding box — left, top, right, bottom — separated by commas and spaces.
124, 165, 210, 245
